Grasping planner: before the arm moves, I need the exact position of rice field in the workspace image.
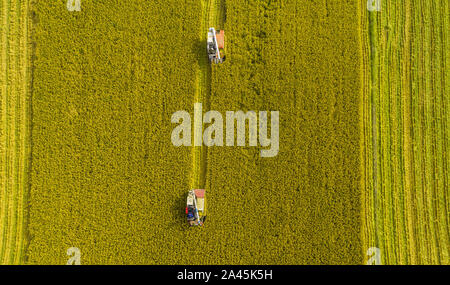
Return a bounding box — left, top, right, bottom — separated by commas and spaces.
25, 0, 201, 264
0, 0, 448, 265
362, 0, 449, 264
0, 0, 31, 265
206, 0, 362, 264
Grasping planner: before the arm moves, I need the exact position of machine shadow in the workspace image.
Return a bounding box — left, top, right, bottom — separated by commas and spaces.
192, 38, 209, 67
170, 195, 189, 232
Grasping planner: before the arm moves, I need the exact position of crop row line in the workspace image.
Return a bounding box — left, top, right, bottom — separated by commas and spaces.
0, 0, 31, 265
191, 0, 225, 190
363, 0, 449, 264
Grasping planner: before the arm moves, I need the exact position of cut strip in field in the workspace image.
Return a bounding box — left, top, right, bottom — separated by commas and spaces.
191, 0, 226, 190
362, 0, 449, 264
0, 0, 32, 265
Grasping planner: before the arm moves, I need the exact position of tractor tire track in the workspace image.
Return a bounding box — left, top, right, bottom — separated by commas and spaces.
0, 0, 31, 265
363, 0, 449, 264
191, 0, 225, 190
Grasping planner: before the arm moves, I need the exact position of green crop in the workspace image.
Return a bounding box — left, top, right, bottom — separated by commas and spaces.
26, 0, 200, 264
362, 0, 449, 264
2, 0, 446, 265
23, 0, 363, 264
205, 0, 363, 264
0, 0, 31, 265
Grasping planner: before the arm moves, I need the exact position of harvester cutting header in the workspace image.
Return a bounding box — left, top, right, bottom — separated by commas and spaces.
186, 189, 206, 226
207, 28, 225, 64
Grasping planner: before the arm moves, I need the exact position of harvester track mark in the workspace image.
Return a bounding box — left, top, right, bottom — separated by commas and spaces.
191, 0, 225, 190
0, 0, 31, 264
363, 0, 449, 264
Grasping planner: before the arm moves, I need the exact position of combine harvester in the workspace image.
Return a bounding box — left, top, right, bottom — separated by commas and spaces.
207, 28, 225, 64
185, 28, 225, 227
184, 28, 225, 227
186, 189, 207, 226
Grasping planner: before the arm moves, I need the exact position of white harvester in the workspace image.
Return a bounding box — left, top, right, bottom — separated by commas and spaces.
186, 189, 207, 226
207, 28, 225, 64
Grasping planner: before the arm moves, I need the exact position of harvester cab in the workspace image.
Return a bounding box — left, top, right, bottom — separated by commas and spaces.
207, 28, 225, 64
186, 189, 206, 226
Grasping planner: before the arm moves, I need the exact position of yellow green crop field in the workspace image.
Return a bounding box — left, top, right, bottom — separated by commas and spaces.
0, 0, 31, 264
0, 0, 448, 265
26, 0, 199, 264
206, 0, 362, 264
361, 0, 449, 264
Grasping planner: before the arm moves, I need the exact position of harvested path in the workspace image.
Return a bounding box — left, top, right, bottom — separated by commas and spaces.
0, 0, 31, 265
191, 0, 225, 189
362, 0, 449, 264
